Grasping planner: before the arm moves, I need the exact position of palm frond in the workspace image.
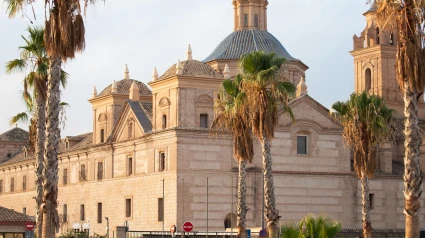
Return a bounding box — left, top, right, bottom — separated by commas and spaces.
5, 59, 27, 74
9, 112, 29, 125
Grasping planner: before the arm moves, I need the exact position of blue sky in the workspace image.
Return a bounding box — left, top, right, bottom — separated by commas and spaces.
0, 0, 368, 136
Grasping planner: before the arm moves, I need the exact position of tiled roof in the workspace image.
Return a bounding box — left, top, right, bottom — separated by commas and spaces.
128, 100, 153, 133
0, 150, 32, 166
97, 79, 152, 98
159, 60, 224, 80
0, 206, 35, 222
140, 102, 153, 121
204, 29, 298, 62
61, 133, 93, 152
0, 127, 29, 142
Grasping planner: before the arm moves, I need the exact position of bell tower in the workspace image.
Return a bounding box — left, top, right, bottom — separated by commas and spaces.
233, 0, 268, 31
350, 3, 408, 116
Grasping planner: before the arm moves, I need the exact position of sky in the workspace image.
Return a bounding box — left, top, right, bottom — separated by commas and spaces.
0, 0, 369, 137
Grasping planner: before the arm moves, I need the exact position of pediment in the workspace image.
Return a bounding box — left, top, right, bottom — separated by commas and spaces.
110, 100, 152, 142
279, 95, 342, 132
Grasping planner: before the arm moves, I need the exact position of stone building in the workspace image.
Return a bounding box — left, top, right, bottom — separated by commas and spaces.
0, 0, 424, 236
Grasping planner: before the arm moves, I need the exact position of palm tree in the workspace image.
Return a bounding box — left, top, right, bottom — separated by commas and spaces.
5, 26, 69, 238
332, 91, 394, 238
212, 75, 254, 238
239, 51, 296, 238
373, 1, 425, 236
4, 1, 101, 236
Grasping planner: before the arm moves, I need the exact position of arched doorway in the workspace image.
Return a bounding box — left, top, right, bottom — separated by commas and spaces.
224, 213, 237, 230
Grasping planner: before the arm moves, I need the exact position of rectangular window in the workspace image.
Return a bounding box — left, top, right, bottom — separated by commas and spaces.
158, 198, 164, 221
254, 14, 259, 27
297, 136, 307, 154
80, 164, 86, 181
244, 14, 248, 27
126, 199, 132, 218
200, 114, 208, 128
98, 203, 102, 223
369, 194, 374, 210
80, 204, 85, 221
97, 162, 104, 180
10, 178, 14, 192
7, 153, 11, 158
128, 157, 133, 176
63, 168, 68, 185
100, 129, 105, 143
23, 207, 26, 215
0, 180, 3, 193
22, 175, 26, 191
63, 204, 67, 223
159, 152, 165, 172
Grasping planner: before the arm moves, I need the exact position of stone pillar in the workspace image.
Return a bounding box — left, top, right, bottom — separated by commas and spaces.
115, 226, 127, 238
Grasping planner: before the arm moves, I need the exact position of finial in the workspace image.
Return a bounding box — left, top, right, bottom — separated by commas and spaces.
129, 80, 139, 101
223, 64, 231, 79
176, 59, 183, 75
124, 64, 130, 80
111, 80, 118, 93
152, 67, 159, 81
186, 44, 193, 61
92, 86, 98, 98
296, 76, 308, 97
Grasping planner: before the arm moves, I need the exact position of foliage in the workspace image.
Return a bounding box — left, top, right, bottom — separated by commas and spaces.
57, 228, 105, 238
332, 91, 394, 178
281, 214, 342, 238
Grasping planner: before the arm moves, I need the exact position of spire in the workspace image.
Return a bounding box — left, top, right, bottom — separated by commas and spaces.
111, 80, 118, 93
176, 59, 183, 75
124, 64, 130, 80
296, 76, 308, 97
223, 64, 231, 79
92, 86, 98, 98
186, 44, 193, 60
152, 67, 159, 81
129, 80, 139, 101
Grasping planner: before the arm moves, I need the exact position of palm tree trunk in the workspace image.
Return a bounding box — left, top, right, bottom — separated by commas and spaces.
403, 82, 422, 238
261, 132, 279, 238
35, 94, 46, 238
41, 56, 61, 238
237, 159, 247, 238
361, 171, 372, 238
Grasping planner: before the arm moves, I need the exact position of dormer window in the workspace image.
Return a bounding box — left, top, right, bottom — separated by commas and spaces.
162, 115, 167, 129
100, 129, 105, 143
200, 114, 208, 128
128, 122, 133, 139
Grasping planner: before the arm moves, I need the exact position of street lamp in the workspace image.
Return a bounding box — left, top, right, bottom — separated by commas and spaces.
73, 221, 90, 237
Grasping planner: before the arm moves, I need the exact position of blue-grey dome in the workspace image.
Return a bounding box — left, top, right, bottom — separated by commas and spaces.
203, 30, 298, 62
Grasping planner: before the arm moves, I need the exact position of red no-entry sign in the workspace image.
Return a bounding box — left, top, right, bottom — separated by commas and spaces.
25, 222, 35, 230
183, 221, 193, 232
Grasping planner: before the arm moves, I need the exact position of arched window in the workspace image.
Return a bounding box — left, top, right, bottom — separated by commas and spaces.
376, 27, 380, 44
100, 129, 105, 143
365, 68, 372, 91
162, 115, 167, 129
128, 122, 133, 139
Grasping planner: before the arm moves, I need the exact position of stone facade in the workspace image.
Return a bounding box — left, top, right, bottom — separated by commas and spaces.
1, 1, 424, 236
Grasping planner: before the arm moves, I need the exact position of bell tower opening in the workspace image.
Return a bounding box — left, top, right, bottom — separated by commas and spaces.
233, 0, 268, 31
365, 68, 372, 91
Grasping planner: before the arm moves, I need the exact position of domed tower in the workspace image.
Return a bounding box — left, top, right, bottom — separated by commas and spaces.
149, 46, 224, 131
350, 2, 424, 116
204, 0, 308, 86
89, 65, 152, 144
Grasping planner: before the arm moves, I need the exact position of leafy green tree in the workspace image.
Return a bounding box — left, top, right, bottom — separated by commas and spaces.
281, 214, 341, 238
212, 75, 253, 238
332, 91, 394, 238
4, 1, 102, 236
239, 51, 296, 238
5, 26, 68, 238
373, 1, 425, 236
